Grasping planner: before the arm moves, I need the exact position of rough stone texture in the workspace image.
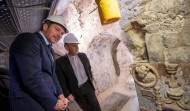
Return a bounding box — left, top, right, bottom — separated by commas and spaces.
164, 33, 180, 48
86, 34, 120, 93
180, 20, 190, 47
146, 34, 165, 63
122, 22, 148, 62
122, 0, 190, 63
141, 0, 189, 63
119, 0, 145, 29
167, 47, 190, 63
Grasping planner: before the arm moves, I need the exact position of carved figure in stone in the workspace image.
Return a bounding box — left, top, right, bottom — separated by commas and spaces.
136, 65, 155, 83
132, 64, 158, 88
164, 63, 190, 110
165, 64, 184, 100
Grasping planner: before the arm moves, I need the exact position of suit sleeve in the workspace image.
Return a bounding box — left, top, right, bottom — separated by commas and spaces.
11, 34, 57, 111
56, 59, 71, 97
53, 73, 63, 96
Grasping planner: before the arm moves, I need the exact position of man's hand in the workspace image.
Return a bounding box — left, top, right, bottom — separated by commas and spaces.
53, 100, 67, 111
57, 94, 68, 108
58, 94, 66, 102
67, 94, 74, 101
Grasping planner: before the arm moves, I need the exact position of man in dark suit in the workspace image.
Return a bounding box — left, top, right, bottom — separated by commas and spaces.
56, 33, 101, 111
9, 15, 68, 111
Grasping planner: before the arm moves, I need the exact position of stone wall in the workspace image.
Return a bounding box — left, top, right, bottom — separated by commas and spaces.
122, 0, 190, 63
120, 0, 190, 110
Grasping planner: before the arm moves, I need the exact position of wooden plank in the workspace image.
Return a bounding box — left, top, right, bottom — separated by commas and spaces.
67, 101, 83, 111
100, 92, 130, 111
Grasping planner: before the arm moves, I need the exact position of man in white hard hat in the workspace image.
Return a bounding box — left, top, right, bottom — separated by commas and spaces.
56, 33, 102, 111
9, 15, 68, 111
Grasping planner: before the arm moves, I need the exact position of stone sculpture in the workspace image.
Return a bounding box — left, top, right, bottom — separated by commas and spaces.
132, 64, 158, 88
163, 63, 190, 110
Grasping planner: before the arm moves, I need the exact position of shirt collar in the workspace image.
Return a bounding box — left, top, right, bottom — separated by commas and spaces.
67, 53, 77, 58
39, 31, 51, 45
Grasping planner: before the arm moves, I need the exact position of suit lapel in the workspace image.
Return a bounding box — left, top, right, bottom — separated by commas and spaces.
34, 32, 54, 74
77, 53, 88, 73
78, 53, 93, 82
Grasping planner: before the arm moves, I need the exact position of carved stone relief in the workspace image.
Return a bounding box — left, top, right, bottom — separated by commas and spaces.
163, 63, 190, 111
154, 86, 162, 111
139, 106, 154, 111
141, 89, 154, 101
132, 64, 158, 88
132, 63, 190, 111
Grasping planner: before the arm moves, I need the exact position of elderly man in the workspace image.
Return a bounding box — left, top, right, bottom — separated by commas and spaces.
9, 15, 68, 111
56, 33, 101, 111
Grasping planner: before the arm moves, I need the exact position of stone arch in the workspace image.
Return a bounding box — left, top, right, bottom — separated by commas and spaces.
86, 33, 120, 93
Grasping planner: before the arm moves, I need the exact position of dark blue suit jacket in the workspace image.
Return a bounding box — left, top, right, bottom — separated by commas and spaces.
9, 32, 63, 111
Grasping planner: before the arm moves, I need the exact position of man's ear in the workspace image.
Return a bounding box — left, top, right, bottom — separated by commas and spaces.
43, 24, 48, 31
64, 45, 69, 51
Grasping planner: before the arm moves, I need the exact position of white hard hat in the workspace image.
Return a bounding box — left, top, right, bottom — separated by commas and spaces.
44, 15, 69, 33
64, 33, 80, 44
